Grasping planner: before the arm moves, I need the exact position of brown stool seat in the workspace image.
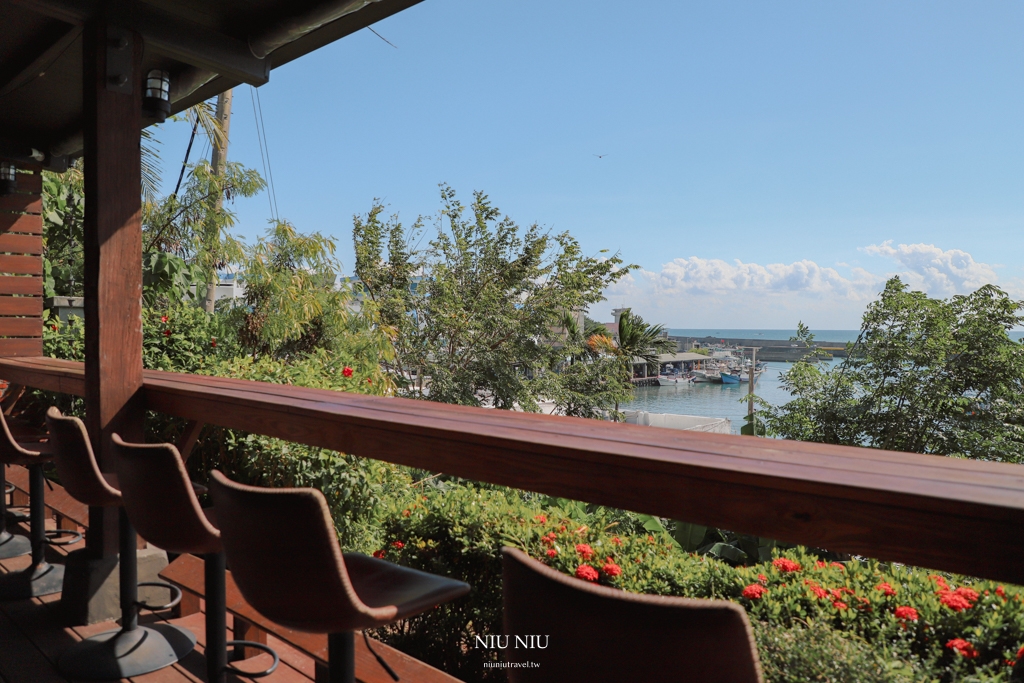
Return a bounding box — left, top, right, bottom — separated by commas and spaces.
112, 437, 278, 683
501, 547, 763, 683
45, 408, 121, 508
0, 409, 66, 599
45, 409, 197, 680
110, 437, 220, 555
209, 470, 471, 633
209, 470, 470, 683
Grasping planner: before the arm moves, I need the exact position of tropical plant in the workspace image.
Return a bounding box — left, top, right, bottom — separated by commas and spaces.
41, 163, 85, 298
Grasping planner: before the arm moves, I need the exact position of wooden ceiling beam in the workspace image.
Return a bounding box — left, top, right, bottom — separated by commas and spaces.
9, 0, 270, 85
0, 23, 82, 98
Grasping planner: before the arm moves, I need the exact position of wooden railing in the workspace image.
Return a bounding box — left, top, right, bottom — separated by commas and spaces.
2, 355, 1024, 584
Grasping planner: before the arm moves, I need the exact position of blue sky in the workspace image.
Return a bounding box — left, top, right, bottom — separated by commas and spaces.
153, 0, 1024, 329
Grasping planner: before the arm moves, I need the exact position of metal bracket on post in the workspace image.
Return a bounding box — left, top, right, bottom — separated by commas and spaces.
106, 26, 133, 94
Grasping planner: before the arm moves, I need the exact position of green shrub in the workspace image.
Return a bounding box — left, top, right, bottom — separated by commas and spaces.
375, 486, 1024, 683
754, 620, 925, 683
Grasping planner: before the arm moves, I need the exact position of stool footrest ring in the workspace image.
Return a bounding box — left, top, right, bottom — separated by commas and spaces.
135, 581, 183, 611
44, 528, 82, 546
224, 641, 279, 679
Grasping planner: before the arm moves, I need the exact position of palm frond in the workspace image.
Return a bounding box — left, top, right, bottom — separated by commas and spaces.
140, 127, 162, 205
186, 101, 226, 153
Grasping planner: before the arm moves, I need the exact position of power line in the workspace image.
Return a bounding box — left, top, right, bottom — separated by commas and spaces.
248, 86, 275, 221
254, 87, 280, 222
173, 116, 199, 197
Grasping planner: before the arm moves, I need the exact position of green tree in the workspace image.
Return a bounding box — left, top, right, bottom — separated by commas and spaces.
765, 277, 1024, 462
352, 185, 633, 412
41, 163, 85, 298
233, 221, 378, 363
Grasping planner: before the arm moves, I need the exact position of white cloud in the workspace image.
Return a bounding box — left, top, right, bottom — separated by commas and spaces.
641, 257, 879, 299
598, 242, 1008, 328
860, 241, 999, 296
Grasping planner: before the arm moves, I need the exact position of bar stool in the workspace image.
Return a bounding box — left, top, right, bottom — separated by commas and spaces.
0, 463, 30, 560
501, 547, 763, 682
110, 435, 279, 683
45, 408, 196, 679
208, 470, 472, 683
0, 410, 80, 599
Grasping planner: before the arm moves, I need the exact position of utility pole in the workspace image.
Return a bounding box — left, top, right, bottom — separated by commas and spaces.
204, 89, 232, 313
747, 346, 757, 420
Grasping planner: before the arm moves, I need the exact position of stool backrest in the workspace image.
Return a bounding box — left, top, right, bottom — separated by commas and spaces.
44, 407, 120, 508
0, 406, 42, 464
110, 435, 221, 555
501, 547, 763, 683
208, 470, 397, 632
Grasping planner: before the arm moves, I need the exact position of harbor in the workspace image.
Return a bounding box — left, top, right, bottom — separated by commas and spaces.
625, 359, 842, 434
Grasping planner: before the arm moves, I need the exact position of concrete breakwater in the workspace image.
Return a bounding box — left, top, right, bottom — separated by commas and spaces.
667, 336, 849, 363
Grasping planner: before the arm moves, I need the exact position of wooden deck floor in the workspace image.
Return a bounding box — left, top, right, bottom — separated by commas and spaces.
0, 512, 314, 683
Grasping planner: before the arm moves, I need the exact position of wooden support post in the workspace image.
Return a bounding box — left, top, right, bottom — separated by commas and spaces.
82, 15, 145, 559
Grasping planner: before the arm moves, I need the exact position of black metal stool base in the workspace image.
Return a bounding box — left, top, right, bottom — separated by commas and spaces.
0, 561, 64, 600
58, 623, 196, 681
0, 530, 30, 560
5, 509, 28, 525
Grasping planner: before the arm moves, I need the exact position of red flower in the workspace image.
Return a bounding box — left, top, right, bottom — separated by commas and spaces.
546, 548, 558, 558
1017, 645, 1024, 661
833, 601, 848, 610
611, 537, 622, 547
602, 561, 622, 577
160, 316, 168, 323
831, 587, 854, 599
575, 565, 599, 582
953, 586, 979, 603
533, 515, 547, 524
50, 325, 58, 331
559, 525, 567, 532
996, 586, 1007, 599
210, 338, 217, 347
367, 378, 372, 384
163, 329, 171, 337
946, 639, 978, 658
575, 544, 594, 560
929, 574, 949, 588
372, 550, 385, 559
830, 562, 845, 570
940, 593, 972, 611
391, 541, 404, 549
876, 582, 896, 596
809, 586, 829, 600
757, 574, 768, 585
894, 606, 919, 621
772, 558, 801, 573
816, 561, 827, 569
742, 584, 768, 600
342, 366, 353, 377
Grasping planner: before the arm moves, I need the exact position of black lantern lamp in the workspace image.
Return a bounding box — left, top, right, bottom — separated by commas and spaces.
142, 70, 171, 122
0, 162, 16, 196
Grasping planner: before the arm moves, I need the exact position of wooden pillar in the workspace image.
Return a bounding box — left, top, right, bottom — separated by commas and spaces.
82, 16, 144, 558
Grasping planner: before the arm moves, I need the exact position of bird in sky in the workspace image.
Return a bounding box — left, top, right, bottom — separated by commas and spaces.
594, 154, 608, 158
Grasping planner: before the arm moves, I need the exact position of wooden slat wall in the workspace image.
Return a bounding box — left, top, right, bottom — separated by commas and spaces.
0, 164, 43, 357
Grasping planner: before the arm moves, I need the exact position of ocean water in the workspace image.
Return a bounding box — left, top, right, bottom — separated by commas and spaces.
624, 359, 838, 433
668, 328, 1024, 344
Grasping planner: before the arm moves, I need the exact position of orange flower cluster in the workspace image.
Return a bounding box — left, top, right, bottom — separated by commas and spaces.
772, 557, 801, 573
946, 638, 978, 659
